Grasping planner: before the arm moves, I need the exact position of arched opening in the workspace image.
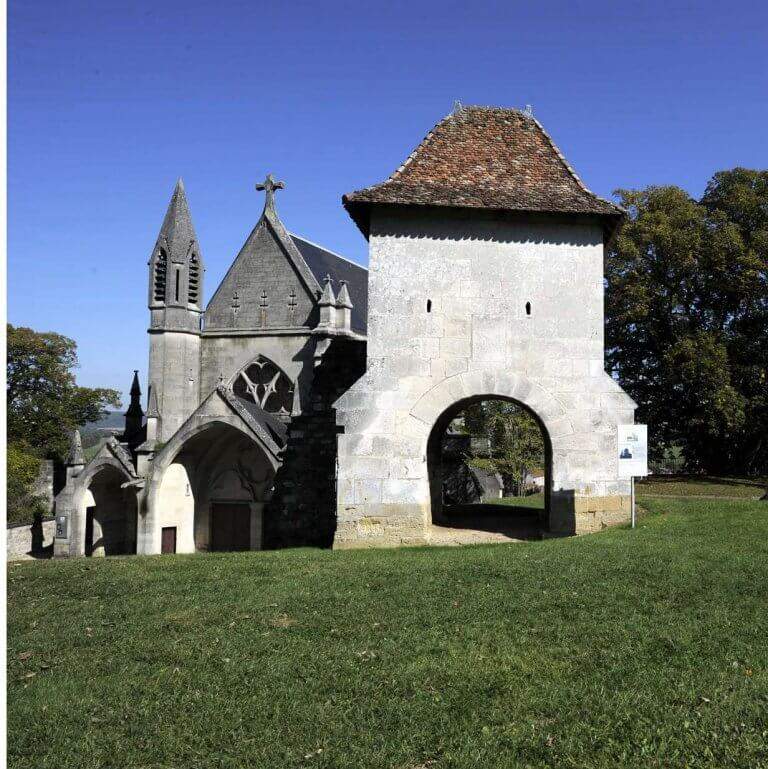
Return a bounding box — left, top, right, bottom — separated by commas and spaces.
155, 421, 276, 553
427, 396, 551, 541
81, 466, 137, 557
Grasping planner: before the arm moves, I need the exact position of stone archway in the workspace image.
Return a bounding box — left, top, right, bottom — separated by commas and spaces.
142, 419, 280, 554
61, 459, 138, 558
81, 465, 137, 556
425, 394, 552, 542
335, 369, 588, 548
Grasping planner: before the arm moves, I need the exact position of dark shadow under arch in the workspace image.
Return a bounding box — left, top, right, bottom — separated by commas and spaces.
427, 394, 553, 540
84, 465, 137, 556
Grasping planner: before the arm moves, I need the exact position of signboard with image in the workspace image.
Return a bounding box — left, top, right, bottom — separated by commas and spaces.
618, 424, 648, 477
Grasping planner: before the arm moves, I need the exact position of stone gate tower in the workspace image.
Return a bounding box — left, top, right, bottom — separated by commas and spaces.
334, 105, 637, 547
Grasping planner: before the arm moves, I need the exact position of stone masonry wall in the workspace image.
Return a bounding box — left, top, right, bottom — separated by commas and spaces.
334, 207, 636, 547
265, 336, 366, 548
7, 518, 55, 561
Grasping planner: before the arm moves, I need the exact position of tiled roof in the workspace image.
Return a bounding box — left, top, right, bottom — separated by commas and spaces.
343, 106, 623, 235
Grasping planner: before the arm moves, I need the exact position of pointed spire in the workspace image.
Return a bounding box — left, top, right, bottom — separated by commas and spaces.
154, 178, 198, 262
124, 370, 144, 442
318, 274, 336, 306
336, 280, 353, 309
66, 429, 85, 467
130, 370, 141, 397
317, 274, 336, 328
334, 280, 354, 332
146, 385, 160, 419
256, 173, 285, 215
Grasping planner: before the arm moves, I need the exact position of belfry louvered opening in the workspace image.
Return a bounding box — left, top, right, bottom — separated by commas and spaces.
153, 249, 168, 302
188, 254, 200, 304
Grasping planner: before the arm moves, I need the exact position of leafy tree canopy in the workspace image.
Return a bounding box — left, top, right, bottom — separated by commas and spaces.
457, 400, 545, 496
7, 325, 121, 461
606, 168, 768, 475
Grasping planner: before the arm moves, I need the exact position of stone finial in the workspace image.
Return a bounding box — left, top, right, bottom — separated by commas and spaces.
66, 429, 85, 467
256, 173, 285, 212
146, 385, 160, 419
336, 280, 353, 309
318, 274, 336, 306
318, 274, 337, 328
336, 280, 353, 332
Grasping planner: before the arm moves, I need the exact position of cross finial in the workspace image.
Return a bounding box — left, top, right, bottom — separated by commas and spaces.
256, 173, 285, 211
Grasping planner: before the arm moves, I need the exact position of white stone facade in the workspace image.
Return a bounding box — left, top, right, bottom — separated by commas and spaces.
335, 208, 636, 547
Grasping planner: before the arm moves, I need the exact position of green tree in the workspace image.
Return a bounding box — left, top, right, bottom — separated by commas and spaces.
606, 169, 768, 474
7, 325, 120, 461
460, 400, 545, 495
6, 444, 47, 525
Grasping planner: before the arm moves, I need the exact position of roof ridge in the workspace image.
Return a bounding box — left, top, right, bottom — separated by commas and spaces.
387, 111, 454, 183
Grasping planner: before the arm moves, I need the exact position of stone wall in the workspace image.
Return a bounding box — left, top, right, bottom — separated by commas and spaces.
32, 460, 55, 515
334, 207, 636, 547
266, 336, 366, 548
7, 518, 55, 561
148, 329, 202, 441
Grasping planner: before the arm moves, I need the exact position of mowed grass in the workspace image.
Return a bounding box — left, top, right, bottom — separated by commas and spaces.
495, 493, 545, 508
637, 475, 766, 499
8, 499, 768, 768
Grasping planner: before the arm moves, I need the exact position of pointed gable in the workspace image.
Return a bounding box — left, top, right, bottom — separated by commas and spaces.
204, 179, 321, 331
343, 106, 624, 237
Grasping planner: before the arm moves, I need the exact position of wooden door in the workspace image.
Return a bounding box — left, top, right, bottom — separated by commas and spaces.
210, 503, 251, 551
85, 507, 95, 556
161, 526, 177, 554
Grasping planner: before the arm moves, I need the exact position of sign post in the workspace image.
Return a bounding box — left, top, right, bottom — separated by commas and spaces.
618, 424, 648, 528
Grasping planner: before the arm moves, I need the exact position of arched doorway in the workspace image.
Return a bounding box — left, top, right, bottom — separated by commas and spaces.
153, 421, 277, 553
427, 396, 551, 541
80, 465, 137, 556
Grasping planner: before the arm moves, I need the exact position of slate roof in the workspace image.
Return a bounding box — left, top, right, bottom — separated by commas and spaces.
343, 106, 624, 236
291, 235, 368, 334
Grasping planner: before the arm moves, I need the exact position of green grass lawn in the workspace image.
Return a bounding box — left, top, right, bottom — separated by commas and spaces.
494, 493, 545, 508
8, 498, 768, 768
637, 475, 766, 499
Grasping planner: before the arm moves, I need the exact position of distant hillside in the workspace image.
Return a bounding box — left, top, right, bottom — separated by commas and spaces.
82, 411, 124, 433
80, 411, 124, 451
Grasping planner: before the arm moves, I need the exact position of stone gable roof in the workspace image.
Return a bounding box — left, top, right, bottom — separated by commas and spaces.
343, 106, 623, 236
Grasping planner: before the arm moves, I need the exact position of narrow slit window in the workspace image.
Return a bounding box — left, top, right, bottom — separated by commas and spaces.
175, 269, 180, 302
525, 301, 531, 316
427, 299, 432, 313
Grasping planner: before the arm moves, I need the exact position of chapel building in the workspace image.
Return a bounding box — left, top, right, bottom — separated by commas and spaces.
54, 105, 636, 557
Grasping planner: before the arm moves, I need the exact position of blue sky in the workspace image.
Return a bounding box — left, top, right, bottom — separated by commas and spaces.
8, 0, 767, 401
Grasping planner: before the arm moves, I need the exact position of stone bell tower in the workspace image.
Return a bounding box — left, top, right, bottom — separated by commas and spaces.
147, 179, 204, 440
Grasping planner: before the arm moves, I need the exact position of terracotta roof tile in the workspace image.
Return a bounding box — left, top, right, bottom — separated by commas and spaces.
343, 106, 623, 235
